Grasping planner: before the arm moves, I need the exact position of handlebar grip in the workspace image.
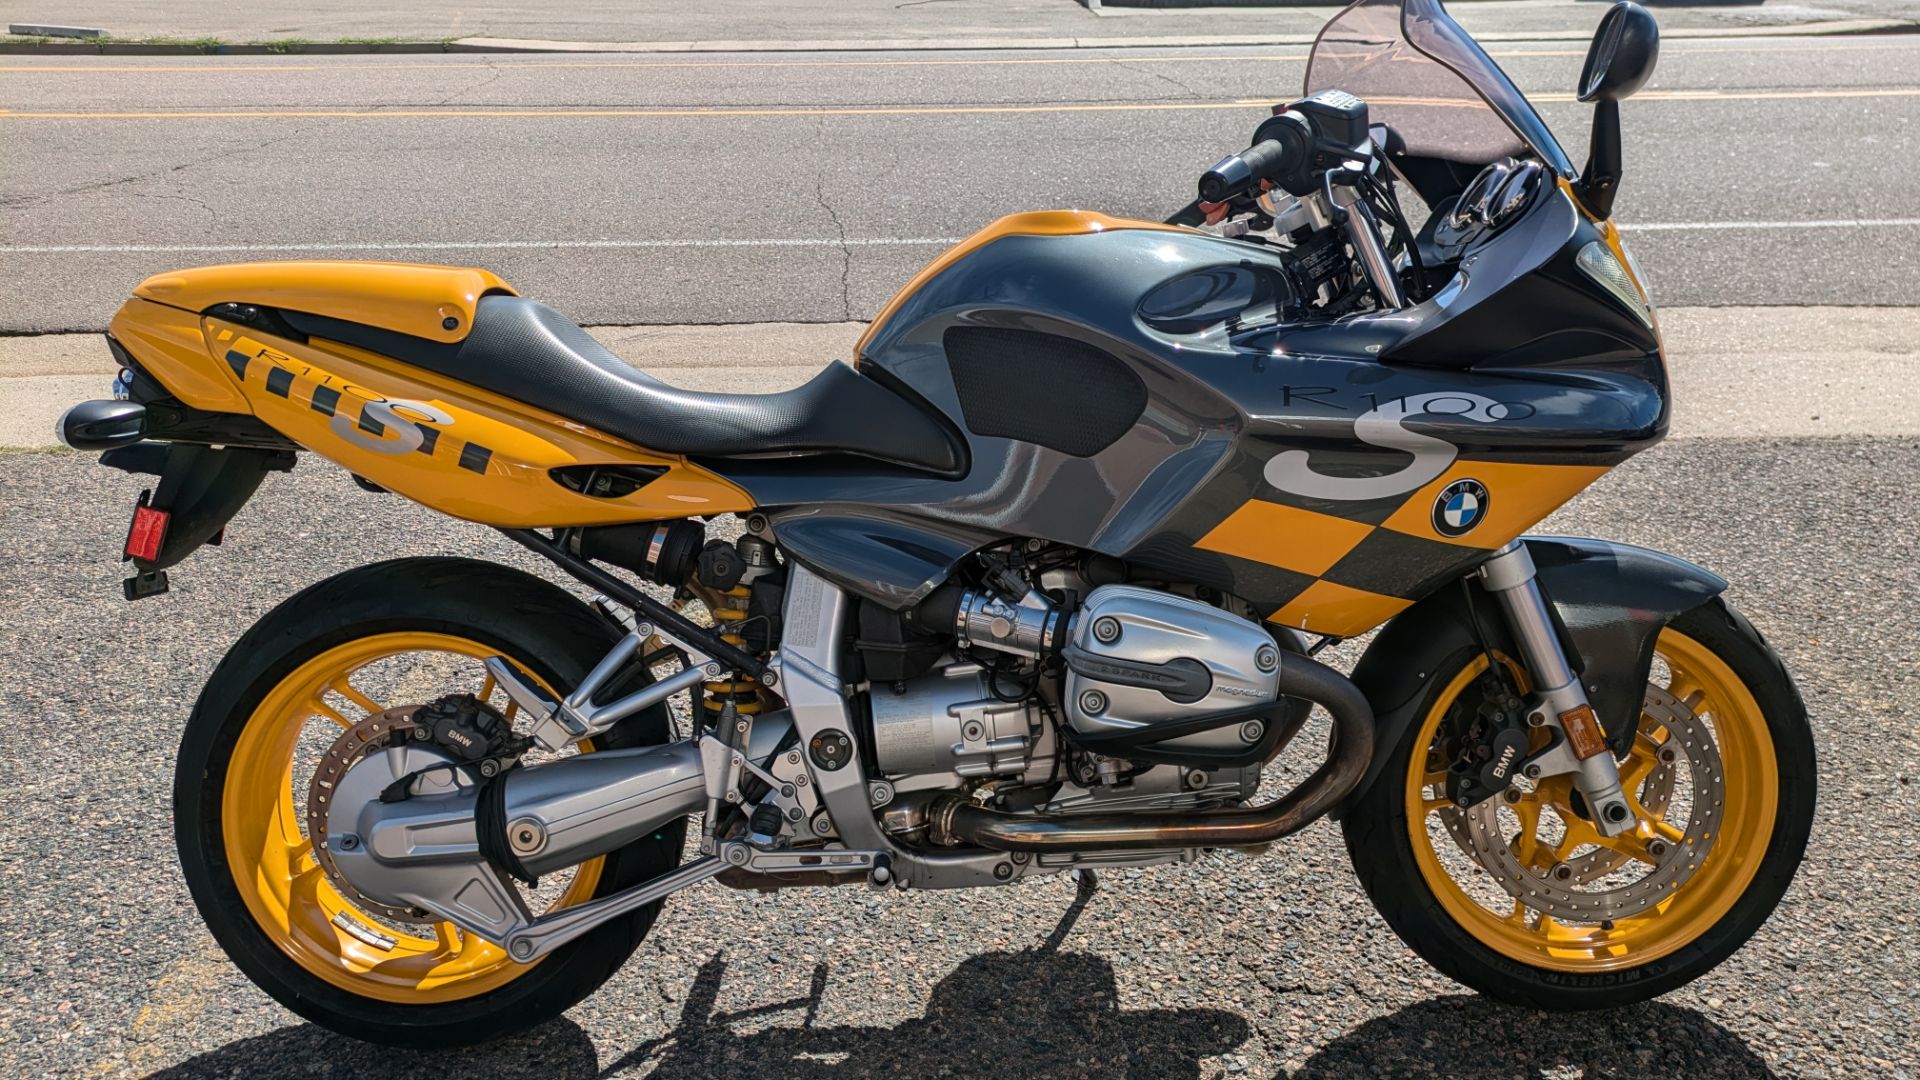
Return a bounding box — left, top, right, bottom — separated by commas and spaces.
1195, 111, 1313, 205
1197, 140, 1285, 204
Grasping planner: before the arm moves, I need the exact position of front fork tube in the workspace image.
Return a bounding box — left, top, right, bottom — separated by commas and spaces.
1477, 541, 1636, 837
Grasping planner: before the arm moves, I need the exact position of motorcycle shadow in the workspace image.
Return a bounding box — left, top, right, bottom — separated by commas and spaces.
604, 947, 1249, 1078
139, 947, 1244, 1080
1287, 995, 1778, 1079
143, 964, 1777, 1080
146, 883, 1773, 1079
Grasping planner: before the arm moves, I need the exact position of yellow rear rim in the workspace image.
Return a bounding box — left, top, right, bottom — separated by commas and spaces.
222, 632, 604, 1004
1405, 629, 1778, 972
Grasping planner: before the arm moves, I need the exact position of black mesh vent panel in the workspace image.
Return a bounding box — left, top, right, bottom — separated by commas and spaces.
942, 326, 1147, 457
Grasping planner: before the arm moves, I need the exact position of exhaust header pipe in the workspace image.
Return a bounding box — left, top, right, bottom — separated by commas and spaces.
926, 653, 1374, 852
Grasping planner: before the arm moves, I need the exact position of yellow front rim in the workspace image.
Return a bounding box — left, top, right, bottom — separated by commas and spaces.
1405, 629, 1778, 972
222, 632, 604, 1004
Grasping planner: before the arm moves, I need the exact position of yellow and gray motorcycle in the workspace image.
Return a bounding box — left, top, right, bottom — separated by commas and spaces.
61, 0, 1813, 1046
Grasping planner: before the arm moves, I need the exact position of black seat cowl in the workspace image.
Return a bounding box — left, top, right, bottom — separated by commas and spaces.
278, 296, 965, 474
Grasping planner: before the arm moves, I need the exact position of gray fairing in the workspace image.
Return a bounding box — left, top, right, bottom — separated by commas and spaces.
718, 187, 1665, 613
1331, 535, 1727, 817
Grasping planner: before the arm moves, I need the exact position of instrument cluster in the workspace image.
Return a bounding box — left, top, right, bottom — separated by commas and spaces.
1428, 158, 1546, 263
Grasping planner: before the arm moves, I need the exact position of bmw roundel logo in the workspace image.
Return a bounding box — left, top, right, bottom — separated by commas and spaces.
1432, 479, 1490, 538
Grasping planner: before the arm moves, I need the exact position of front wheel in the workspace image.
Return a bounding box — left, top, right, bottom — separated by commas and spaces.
1344, 598, 1815, 1008
175, 557, 684, 1047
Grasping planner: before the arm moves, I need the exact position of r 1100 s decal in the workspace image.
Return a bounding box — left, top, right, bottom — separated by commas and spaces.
1262, 391, 1526, 501
204, 323, 754, 528
224, 343, 495, 474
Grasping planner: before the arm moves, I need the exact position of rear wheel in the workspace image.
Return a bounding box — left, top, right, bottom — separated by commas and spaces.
176, 557, 683, 1047
1344, 598, 1814, 1008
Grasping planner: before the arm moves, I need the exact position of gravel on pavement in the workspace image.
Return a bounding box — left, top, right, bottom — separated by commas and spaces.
0, 435, 1913, 1078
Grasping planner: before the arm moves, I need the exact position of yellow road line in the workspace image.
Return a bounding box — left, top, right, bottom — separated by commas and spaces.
0, 100, 1271, 119
15, 54, 1318, 73
1, 85, 1914, 120
0, 39, 1911, 74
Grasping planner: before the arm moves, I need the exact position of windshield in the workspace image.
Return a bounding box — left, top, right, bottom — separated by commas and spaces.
1304, 0, 1576, 178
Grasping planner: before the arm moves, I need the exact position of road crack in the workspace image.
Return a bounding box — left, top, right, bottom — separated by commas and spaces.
433, 56, 505, 108
811, 122, 855, 322
122, 191, 219, 222
1108, 57, 1204, 100
0, 125, 315, 211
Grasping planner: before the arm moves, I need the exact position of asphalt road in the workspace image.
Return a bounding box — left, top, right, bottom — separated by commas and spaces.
2, 432, 1916, 1078
3, 33, 1918, 331
5, 0, 1916, 48
3, 22, 1918, 1080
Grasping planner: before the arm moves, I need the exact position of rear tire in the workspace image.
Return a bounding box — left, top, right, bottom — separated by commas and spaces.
1343, 598, 1815, 1009
175, 557, 684, 1047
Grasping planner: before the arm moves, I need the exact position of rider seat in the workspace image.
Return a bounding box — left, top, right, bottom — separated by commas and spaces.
283, 295, 963, 473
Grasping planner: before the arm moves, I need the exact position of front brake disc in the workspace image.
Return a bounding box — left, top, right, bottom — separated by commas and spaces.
1440, 684, 1725, 924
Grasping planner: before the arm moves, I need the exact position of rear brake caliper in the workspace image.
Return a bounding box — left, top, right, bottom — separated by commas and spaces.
307, 696, 528, 920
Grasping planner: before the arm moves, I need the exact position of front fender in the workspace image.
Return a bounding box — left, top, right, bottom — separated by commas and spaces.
1334, 537, 1727, 816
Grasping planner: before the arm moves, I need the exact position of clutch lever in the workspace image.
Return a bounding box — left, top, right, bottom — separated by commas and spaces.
1164, 198, 1209, 228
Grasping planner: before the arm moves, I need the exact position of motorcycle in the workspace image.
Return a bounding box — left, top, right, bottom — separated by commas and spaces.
60, 0, 1814, 1047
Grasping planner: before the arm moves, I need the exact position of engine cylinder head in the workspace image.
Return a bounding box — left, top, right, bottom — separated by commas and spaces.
1062, 585, 1283, 755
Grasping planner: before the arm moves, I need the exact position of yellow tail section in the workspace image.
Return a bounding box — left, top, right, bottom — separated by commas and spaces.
109, 261, 753, 528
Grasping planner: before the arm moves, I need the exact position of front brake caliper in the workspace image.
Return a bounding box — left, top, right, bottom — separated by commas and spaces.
1443, 674, 1531, 810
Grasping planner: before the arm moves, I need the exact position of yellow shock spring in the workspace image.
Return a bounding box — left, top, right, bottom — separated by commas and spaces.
703, 585, 762, 719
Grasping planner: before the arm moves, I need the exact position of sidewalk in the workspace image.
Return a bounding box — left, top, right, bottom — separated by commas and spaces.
4, 0, 1915, 52
7, 309, 1918, 450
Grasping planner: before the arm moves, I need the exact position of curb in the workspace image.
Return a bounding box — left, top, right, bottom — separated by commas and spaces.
0, 41, 497, 56
0, 17, 1911, 56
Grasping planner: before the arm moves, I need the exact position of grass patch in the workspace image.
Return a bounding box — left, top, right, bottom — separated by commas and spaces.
264, 38, 309, 53
97, 34, 228, 51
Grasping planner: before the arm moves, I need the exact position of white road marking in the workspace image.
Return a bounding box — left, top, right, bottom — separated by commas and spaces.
0, 238, 965, 253
3, 218, 1917, 255
1624, 218, 1920, 231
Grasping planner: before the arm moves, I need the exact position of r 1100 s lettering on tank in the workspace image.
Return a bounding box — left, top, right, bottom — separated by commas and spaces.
1262, 390, 1535, 501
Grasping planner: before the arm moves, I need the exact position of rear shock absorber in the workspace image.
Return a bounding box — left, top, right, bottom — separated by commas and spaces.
695, 538, 770, 722
702, 585, 761, 721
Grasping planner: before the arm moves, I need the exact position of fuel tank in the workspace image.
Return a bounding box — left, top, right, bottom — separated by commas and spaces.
721, 197, 1669, 637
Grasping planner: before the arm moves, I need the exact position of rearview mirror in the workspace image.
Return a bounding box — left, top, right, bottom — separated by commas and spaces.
1574, 2, 1659, 218
1578, 1, 1660, 103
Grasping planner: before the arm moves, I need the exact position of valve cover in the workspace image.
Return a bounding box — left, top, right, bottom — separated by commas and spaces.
1063, 585, 1282, 752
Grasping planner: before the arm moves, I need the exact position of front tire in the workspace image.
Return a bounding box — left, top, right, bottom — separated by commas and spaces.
175, 557, 684, 1047
1344, 598, 1815, 1009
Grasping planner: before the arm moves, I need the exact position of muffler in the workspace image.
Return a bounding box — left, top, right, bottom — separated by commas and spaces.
926, 653, 1374, 852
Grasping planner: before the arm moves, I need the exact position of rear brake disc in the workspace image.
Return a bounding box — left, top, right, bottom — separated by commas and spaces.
305, 706, 435, 924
